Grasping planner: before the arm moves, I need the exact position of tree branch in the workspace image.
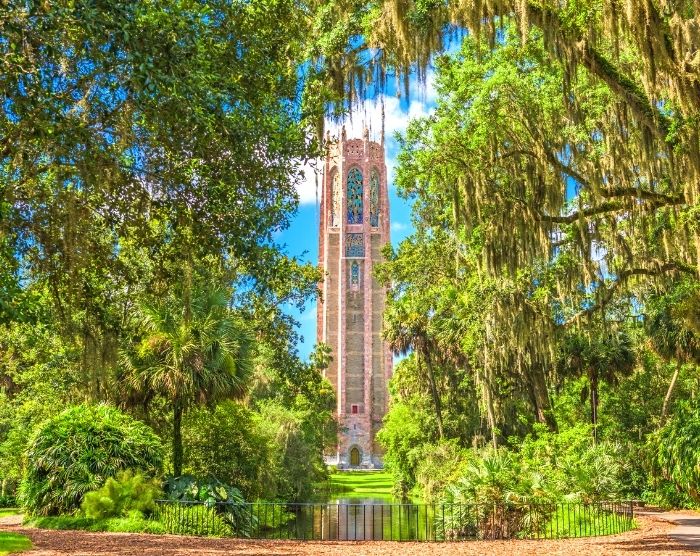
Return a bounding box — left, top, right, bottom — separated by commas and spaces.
564, 261, 695, 325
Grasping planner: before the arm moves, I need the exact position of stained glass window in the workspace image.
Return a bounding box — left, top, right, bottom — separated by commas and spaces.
345, 233, 364, 257
370, 169, 380, 227
346, 167, 363, 224
350, 261, 360, 289
330, 171, 341, 227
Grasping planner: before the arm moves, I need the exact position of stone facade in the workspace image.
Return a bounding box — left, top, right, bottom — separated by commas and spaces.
317, 128, 392, 469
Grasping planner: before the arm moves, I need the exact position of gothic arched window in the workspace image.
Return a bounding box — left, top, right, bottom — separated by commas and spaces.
330, 171, 341, 227
370, 169, 380, 227
346, 167, 363, 224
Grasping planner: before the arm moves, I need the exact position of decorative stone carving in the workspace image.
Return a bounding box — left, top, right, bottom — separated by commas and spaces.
330, 171, 341, 227
370, 169, 380, 228
345, 233, 364, 257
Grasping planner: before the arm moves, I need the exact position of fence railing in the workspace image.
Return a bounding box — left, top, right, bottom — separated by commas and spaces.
152, 500, 634, 541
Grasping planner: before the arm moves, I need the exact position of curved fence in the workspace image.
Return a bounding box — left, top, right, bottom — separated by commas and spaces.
152, 500, 635, 541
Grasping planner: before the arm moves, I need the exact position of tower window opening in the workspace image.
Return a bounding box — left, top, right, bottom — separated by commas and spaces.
351, 404, 359, 414
347, 168, 363, 224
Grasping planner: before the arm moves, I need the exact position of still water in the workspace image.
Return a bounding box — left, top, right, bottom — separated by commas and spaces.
257, 498, 437, 541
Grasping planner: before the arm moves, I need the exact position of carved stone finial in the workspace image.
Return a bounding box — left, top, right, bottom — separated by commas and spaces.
341, 125, 347, 141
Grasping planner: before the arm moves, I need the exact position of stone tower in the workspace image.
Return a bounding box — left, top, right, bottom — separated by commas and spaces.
317, 128, 392, 469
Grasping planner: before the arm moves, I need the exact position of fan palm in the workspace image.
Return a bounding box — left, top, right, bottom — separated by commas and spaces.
384, 296, 444, 438
124, 286, 253, 476
558, 328, 635, 443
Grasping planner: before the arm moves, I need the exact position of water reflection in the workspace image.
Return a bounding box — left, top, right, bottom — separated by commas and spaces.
264, 497, 435, 541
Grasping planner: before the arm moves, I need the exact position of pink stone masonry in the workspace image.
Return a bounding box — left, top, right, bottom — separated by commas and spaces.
317, 129, 392, 469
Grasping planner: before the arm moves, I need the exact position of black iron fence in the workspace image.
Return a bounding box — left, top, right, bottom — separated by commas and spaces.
152, 500, 634, 541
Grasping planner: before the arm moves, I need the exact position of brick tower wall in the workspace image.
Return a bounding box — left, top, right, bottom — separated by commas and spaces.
318, 130, 392, 469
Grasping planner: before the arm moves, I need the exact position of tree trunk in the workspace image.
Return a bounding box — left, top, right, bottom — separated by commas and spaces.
661, 363, 680, 422
173, 401, 184, 477
590, 371, 599, 445
529, 367, 557, 432
420, 350, 444, 439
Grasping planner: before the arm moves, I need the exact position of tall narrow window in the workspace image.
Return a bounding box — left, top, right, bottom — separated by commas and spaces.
370, 169, 380, 227
330, 171, 341, 227
350, 260, 360, 290
346, 167, 363, 224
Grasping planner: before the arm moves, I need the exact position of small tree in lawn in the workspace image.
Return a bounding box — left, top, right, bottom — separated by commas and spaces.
124, 283, 253, 477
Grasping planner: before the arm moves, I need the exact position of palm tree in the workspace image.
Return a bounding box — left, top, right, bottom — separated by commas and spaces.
558, 328, 635, 443
645, 284, 700, 421
123, 286, 253, 476
384, 296, 444, 438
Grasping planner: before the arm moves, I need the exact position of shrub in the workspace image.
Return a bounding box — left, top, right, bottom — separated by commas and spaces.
255, 402, 329, 502
157, 503, 232, 536
163, 476, 253, 536
439, 447, 558, 539
182, 402, 271, 500
518, 425, 629, 502
81, 470, 162, 519
164, 475, 244, 505
651, 403, 700, 504
414, 440, 470, 502
29, 514, 167, 534
20, 404, 163, 516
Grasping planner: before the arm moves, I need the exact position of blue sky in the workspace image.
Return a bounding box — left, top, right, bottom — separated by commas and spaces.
279, 80, 438, 360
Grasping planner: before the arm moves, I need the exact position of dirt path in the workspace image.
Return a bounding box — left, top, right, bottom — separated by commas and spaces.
0, 513, 696, 555
641, 510, 700, 553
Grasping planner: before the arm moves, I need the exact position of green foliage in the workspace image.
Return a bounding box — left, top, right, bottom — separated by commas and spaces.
0, 531, 31, 555
653, 403, 700, 504
122, 282, 254, 477
255, 402, 329, 502
377, 400, 428, 494
81, 471, 162, 519
182, 402, 271, 500
161, 477, 253, 536
0, 0, 332, 520
164, 476, 245, 505
0, 322, 80, 493
157, 504, 232, 536
20, 404, 163, 516
29, 514, 167, 535
444, 447, 557, 508
414, 440, 470, 503
517, 425, 629, 503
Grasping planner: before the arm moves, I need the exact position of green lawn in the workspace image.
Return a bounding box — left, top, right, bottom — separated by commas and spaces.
0, 532, 31, 556
328, 471, 394, 499
0, 510, 19, 519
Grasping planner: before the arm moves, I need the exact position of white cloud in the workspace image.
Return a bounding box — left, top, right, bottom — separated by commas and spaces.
295, 69, 437, 204
391, 221, 408, 232
296, 159, 322, 205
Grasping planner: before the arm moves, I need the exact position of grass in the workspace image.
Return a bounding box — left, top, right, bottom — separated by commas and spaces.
0, 532, 31, 555
29, 514, 167, 534
328, 471, 395, 499
542, 504, 636, 538
0, 510, 20, 519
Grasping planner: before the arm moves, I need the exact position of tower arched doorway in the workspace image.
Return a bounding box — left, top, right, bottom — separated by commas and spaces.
350, 446, 361, 467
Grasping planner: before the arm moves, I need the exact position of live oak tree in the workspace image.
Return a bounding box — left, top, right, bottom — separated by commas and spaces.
1, 0, 317, 387
308, 1, 700, 369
